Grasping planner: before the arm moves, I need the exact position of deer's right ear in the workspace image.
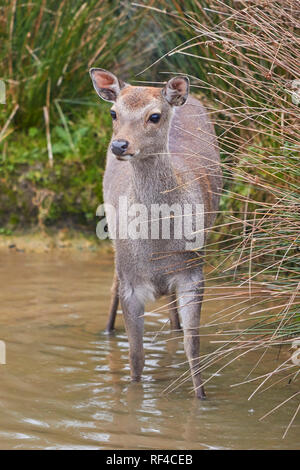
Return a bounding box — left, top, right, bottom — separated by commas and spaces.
89, 68, 126, 102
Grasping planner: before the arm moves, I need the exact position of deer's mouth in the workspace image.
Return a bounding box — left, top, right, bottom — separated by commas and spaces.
116, 153, 134, 161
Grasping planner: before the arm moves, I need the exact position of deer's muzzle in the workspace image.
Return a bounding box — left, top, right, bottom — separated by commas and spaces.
111, 139, 129, 157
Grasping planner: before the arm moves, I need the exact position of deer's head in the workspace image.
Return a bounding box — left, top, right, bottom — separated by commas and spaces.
90, 68, 189, 161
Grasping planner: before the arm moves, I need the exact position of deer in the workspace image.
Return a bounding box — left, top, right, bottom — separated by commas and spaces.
90, 68, 222, 399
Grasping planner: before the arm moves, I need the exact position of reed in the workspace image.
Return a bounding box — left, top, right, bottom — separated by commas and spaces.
0, 0, 144, 128
0, 0, 299, 432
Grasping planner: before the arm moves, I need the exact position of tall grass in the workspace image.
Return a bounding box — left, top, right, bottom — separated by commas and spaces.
142, 0, 300, 434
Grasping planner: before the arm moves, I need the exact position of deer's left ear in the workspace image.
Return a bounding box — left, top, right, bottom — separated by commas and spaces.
162, 76, 189, 106
89, 68, 126, 102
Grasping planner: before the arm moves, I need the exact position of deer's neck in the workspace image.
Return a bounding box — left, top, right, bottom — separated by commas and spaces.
130, 149, 178, 205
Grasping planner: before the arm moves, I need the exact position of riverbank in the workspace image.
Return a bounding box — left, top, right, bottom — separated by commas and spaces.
0, 229, 113, 254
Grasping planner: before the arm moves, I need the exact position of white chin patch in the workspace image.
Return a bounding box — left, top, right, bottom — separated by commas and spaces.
116, 154, 133, 161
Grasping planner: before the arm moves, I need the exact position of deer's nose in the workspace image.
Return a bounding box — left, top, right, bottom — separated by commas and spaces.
111, 139, 129, 156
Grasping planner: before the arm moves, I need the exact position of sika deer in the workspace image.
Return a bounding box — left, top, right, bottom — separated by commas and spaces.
90, 68, 222, 398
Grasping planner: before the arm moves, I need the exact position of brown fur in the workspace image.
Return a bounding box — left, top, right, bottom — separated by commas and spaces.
120, 86, 161, 110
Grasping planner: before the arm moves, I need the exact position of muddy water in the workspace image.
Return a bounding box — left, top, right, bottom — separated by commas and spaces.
0, 251, 298, 450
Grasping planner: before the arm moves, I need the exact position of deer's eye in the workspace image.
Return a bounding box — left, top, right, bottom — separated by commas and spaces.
149, 113, 161, 123
110, 110, 117, 120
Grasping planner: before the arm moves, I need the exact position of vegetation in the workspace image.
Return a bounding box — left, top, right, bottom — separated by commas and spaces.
0, 0, 144, 229
146, 0, 300, 433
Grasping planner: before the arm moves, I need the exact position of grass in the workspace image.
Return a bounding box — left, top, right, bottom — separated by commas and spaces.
0, 0, 147, 229
0, 106, 111, 228
0, 0, 299, 436
139, 0, 300, 435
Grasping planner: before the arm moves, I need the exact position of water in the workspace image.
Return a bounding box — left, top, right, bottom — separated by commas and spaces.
0, 251, 298, 450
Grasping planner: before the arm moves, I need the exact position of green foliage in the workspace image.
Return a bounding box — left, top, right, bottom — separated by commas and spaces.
0, 0, 299, 424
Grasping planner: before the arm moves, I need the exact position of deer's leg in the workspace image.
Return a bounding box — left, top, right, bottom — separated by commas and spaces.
119, 283, 144, 381
105, 272, 119, 333
169, 292, 181, 331
177, 273, 206, 399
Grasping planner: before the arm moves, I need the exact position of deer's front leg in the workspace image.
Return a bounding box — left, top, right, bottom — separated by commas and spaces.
119, 284, 145, 381
177, 274, 205, 399
169, 292, 181, 331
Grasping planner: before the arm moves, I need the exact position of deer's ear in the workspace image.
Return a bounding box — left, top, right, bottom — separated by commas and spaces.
162, 76, 189, 106
89, 68, 126, 102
